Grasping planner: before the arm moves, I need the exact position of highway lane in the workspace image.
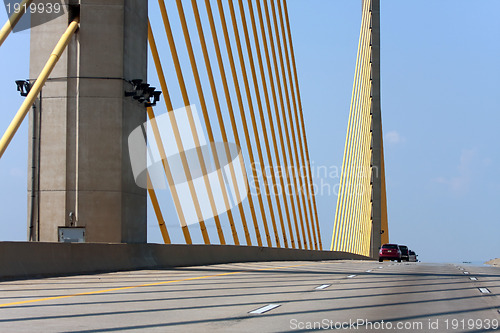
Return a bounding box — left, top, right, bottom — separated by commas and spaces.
0, 261, 499, 332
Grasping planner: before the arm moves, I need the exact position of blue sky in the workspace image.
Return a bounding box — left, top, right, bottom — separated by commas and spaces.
0, 1, 499, 263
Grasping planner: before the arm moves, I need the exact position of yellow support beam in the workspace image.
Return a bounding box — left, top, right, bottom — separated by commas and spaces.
0, 17, 79, 160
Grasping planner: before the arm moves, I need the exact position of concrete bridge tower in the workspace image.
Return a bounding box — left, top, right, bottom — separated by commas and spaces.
27, 0, 148, 243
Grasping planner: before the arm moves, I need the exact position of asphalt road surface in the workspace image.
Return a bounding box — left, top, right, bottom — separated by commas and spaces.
1, 261, 499, 332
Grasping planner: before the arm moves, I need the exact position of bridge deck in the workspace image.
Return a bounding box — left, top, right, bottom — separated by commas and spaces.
1, 261, 499, 332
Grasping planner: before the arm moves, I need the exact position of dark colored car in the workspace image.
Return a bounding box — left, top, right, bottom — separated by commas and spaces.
398, 245, 409, 261
409, 250, 418, 262
379, 244, 401, 262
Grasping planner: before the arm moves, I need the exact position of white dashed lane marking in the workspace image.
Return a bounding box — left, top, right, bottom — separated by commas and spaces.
249, 304, 281, 314
315, 284, 331, 290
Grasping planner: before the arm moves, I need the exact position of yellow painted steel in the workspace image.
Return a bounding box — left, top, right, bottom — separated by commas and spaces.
146, 104, 192, 244
203, 0, 260, 246
331, 1, 366, 251
354, 38, 372, 254
188, 0, 252, 246
345, 11, 371, 253
233, 0, 293, 248
158, 1, 223, 245
246, 0, 297, 248
215, 0, 275, 247
331, 0, 374, 256
175, 0, 243, 245
282, 0, 322, 250
275, 0, 322, 250
267, 0, 314, 250
226, 0, 283, 248
0, 0, 33, 47
354, 4, 372, 256
147, 173, 171, 244
147, 22, 195, 245
260, 0, 309, 249
253, 0, 303, 249
0, 18, 79, 160
343, 1, 371, 253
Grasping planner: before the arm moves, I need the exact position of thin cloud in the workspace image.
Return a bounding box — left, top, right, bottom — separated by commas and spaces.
433, 149, 476, 194
385, 130, 404, 144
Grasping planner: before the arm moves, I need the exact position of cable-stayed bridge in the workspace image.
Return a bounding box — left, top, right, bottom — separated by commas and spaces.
0, 0, 387, 261
1, 2, 500, 331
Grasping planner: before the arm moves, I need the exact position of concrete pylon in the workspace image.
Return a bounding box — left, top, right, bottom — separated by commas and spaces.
27, 0, 148, 243
369, 0, 388, 257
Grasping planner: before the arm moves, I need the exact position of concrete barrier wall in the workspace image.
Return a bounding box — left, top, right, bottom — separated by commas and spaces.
0, 242, 372, 280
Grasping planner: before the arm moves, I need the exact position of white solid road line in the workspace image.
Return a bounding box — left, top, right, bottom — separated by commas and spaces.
478, 288, 491, 294
347, 275, 357, 278
315, 284, 331, 290
249, 304, 281, 314
470, 277, 478, 281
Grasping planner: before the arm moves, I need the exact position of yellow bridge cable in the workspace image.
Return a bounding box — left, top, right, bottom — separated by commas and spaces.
145, 105, 191, 243
233, 0, 293, 248
246, 0, 298, 249
344, 8, 371, 253
345, 1, 372, 254
331, 0, 372, 254
279, 0, 323, 250
215, 0, 274, 247
0, 0, 33, 47
203, 0, 262, 246
226, 0, 284, 248
252, 0, 303, 249
260, 0, 310, 249
358, 1, 373, 256
175, 0, 242, 245
158, 0, 225, 245
148, 21, 196, 244
188, 0, 252, 246
0, 18, 79, 160
350, 26, 371, 254
147, 172, 171, 244
269, 1, 314, 249
267, 0, 314, 250
269, 0, 316, 250
335, 0, 370, 252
